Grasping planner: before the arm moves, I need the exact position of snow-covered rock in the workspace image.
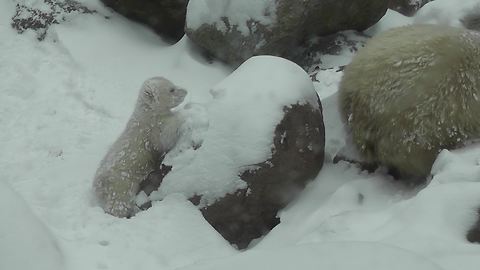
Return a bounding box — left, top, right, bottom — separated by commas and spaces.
0, 181, 64, 270
140, 55, 325, 248
185, 0, 388, 66
293, 31, 369, 71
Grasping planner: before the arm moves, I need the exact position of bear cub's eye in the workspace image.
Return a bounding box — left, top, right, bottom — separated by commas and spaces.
144, 91, 154, 99
169, 88, 175, 93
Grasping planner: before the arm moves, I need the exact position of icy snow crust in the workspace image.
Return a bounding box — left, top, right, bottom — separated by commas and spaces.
155, 56, 319, 205
186, 0, 276, 35
2, 0, 480, 269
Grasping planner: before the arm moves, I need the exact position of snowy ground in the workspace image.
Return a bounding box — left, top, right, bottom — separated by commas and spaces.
2, 0, 480, 269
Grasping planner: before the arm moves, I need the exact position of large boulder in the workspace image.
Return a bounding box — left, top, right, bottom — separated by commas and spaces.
303, 0, 389, 36
137, 56, 325, 249
185, 0, 388, 66
339, 24, 480, 180
200, 101, 324, 249
100, 0, 188, 41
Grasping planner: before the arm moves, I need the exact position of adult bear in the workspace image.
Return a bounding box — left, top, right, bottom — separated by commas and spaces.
339, 24, 480, 180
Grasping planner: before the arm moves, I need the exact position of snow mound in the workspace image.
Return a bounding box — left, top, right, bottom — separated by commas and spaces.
153, 55, 319, 205
365, 9, 414, 35
186, 0, 276, 35
431, 144, 480, 185
178, 241, 443, 270
0, 181, 64, 270
414, 0, 480, 27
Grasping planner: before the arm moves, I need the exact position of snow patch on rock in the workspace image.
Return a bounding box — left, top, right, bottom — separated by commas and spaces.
186, 0, 276, 35
153, 56, 319, 205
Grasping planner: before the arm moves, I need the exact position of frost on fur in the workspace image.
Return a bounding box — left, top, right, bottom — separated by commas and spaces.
339, 24, 480, 179
93, 77, 187, 218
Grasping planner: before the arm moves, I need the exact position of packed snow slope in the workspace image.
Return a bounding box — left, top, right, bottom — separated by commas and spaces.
1, 0, 480, 270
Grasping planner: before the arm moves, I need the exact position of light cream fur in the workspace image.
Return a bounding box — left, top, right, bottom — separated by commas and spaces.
93, 77, 187, 217
339, 24, 480, 179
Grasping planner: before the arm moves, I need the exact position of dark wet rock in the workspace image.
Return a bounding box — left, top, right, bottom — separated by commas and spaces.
137, 164, 172, 210
304, 0, 389, 36
185, 0, 307, 67
201, 101, 325, 249
100, 0, 188, 41
467, 208, 480, 243
292, 31, 369, 71
185, 0, 387, 66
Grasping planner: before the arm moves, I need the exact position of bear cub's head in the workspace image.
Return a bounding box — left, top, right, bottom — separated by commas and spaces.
139, 77, 187, 111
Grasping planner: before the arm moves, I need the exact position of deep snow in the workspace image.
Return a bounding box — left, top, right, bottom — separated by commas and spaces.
2, 0, 480, 270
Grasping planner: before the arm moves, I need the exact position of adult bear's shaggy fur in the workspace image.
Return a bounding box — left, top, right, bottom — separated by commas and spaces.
93, 77, 187, 217
339, 24, 480, 179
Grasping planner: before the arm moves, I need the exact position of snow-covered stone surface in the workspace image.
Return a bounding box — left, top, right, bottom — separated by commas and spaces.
2, 0, 480, 269
154, 55, 319, 205
185, 0, 387, 66
186, 0, 276, 35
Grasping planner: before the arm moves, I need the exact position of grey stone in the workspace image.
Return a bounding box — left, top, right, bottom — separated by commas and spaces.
304, 0, 389, 36
185, 0, 388, 66
138, 99, 325, 249
100, 0, 188, 41
201, 101, 325, 249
